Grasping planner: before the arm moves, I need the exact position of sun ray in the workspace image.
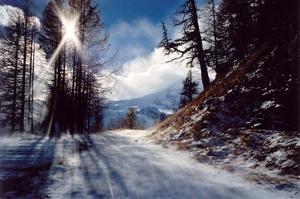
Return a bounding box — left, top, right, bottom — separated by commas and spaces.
52, 2, 81, 47
44, 3, 82, 136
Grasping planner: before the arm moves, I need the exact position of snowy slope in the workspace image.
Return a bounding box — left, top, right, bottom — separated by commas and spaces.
103, 85, 181, 129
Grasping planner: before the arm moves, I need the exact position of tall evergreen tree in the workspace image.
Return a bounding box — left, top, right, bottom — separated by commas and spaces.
0, 4, 38, 133
41, 0, 67, 136
20, 0, 31, 132
27, 18, 39, 133
180, 69, 198, 107
159, 0, 210, 89
125, 108, 138, 129
69, 0, 107, 134
201, 0, 220, 76
0, 10, 24, 131
213, 0, 299, 76
41, 0, 108, 135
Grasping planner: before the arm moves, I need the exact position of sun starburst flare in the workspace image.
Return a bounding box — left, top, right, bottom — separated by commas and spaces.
46, 4, 82, 69
45, 4, 82, 137
59, 13, 81, 49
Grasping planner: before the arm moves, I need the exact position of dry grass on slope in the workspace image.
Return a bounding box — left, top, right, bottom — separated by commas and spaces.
157, 43, 270, 131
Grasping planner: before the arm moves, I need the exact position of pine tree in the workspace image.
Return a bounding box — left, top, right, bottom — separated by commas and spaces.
201, 0, 219, 76
27, 18, 39, 133
180, 69, 198, 107
0, 4, 38, 133
20, 0, 31, 132
213, 0, 299, 77
125, 108, 137, 129
41, 0, 108, 135
0, 10, 24, 131
69, 0, 108, 134
159, 0, 210, 89
41, 0, 67, 136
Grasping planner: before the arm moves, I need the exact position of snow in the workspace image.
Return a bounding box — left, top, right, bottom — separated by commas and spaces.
260, 100, 276, 109
158, 109, 175, 115
241, 87, 252, 93
175, 128, 186, 139
252, 123, 262, 128
0, 130, 299, 198
262, 89, 276, 96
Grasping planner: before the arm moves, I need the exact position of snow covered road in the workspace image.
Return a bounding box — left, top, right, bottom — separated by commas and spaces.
0, 130, 298, 198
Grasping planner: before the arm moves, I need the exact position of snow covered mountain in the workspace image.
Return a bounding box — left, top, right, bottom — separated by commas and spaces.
103, 85, 181, 129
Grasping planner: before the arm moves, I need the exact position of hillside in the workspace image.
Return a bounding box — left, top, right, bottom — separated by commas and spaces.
152, 39, 299, 180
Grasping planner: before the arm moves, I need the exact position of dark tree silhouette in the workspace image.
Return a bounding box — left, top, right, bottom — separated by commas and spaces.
159, 0, 210, 89
41, 0, 68, 136
0, 10, 24, 131
180, 69, 198, 108
41, 0, 108, 136
20, 0, 32, 132
125, 108, 138, 129
0, 4, 38, 133
213, 0, 299, 76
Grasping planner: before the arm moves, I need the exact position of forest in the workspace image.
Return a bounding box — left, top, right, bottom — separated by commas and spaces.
0, 0, 299, 198
0, 0, 109, 136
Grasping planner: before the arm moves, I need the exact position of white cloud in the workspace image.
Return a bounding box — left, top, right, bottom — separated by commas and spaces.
107, 19, 189, 100
0, 5, 40, 29
110, 47, 189, 100
110, 46, 216, 100
107, 17, 217, 101
0, 5, 20, 26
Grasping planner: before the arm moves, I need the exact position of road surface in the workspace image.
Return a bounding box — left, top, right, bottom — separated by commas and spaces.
0, 130, 298, 198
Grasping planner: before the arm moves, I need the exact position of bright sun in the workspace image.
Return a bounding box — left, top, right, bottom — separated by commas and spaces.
61, 16, 79, 43
52, 2, 81, 49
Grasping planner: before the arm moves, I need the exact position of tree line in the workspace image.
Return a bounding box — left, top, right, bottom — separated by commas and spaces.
0, 0, 110, 135
41, 0, 108, 136
160, 0, 298, 107
0, 1, 39, 133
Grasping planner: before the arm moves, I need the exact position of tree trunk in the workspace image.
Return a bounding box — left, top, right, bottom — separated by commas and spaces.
20, 1, 29, 132
28, 27, 34, 129
211, 0, 219, 73
191, 0, 210, 89
31, 40, 35, 133
11, 24, 21, 132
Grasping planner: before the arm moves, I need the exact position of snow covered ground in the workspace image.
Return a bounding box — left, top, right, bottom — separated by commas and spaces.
0, 130, 299, 198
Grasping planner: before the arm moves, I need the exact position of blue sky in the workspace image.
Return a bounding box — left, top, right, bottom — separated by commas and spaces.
98, 0, 181, 27
98, 0, 182, 63
0, 0, 181, 28
0, 0, 183, 61
0, 0, 208, 100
